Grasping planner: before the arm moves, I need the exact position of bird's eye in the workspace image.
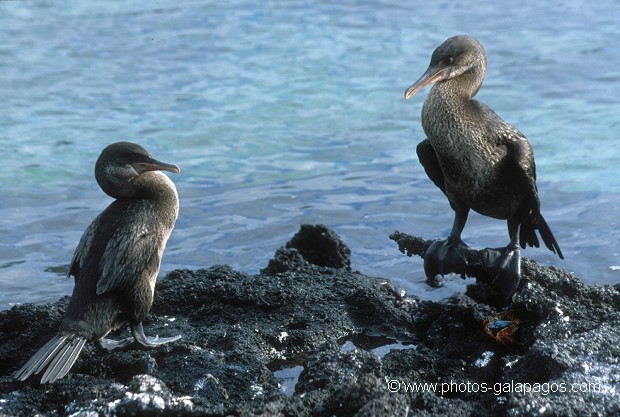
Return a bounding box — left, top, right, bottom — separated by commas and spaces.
444, 57, 454, 65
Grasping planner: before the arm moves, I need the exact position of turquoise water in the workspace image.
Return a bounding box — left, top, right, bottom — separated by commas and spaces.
1, 1, 619, 309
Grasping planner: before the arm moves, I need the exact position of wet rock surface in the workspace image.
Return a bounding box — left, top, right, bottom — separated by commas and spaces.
1, 224, 618, 416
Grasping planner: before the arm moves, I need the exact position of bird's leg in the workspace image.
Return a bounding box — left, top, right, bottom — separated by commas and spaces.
483, 220, 522, 300
96, 322, 182, 350
131, 322, 182, 348
424, 208, 470, 282
97, 337, 135, 351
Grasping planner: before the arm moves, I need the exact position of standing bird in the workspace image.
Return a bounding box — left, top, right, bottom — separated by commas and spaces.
404, 35, 563, 299
15, 142, 181, 383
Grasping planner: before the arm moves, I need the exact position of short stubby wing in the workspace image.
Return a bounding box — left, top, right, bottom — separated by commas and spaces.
417, 138, 447, 195
67, 215, 100, 279
96, 203, 170, 295
502, 134, 563, 259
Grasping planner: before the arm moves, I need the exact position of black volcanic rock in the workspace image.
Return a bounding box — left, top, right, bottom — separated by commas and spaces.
0, 225, 618, 416
262, 224, 352, 274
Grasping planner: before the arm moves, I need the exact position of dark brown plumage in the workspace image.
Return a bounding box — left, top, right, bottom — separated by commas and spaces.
15, 142, 181, 383
405, 35, 563, 299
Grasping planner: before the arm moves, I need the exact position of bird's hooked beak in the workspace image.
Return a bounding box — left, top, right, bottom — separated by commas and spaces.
133, 157, 181, 175
404, 66, 452, 100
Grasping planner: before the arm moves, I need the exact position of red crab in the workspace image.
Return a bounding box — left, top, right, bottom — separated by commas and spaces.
483, 310, 529, 346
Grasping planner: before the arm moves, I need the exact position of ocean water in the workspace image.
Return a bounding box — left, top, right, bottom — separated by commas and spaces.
1, 0, 619, 310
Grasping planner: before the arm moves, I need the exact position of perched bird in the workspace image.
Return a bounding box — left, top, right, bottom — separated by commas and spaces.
15, 142, 181, 383
404, 35, 563, 299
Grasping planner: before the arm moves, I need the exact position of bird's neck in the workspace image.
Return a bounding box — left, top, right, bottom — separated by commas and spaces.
422, 73, 484, 124
437, 73, 482, 99
122, 172, 179, 221
133, 171, 178, 199
420, 78, 489, 157
422, 82, 467, 135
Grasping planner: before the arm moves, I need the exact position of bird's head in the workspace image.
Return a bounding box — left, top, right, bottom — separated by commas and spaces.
95, 141, 180, 199
405, 35, 487, 100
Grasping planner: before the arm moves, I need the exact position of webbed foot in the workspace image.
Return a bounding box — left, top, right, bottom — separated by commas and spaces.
483, 245, 521, 300
423, 236, 470, 281
131, 322, 182, 348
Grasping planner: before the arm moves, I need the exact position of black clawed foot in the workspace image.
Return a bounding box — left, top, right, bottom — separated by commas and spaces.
483, 245, 521, 300
423, 237, 470, 282
131, 322, 182, 348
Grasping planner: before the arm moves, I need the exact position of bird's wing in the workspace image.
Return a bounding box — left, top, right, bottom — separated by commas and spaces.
476, 100, 540, 209
96, 209, 164, 295
502, 132, 563, 258
498, 132, 541, 250
416, 139, 446, 195
67, 216, 99, 279
501, 131, 540, 215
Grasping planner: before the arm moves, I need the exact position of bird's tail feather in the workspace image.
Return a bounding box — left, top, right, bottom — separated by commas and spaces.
14, 334, 86, 383
519, 218, 540, 249
519, 214, 563, 260
536, 215, 564, 260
